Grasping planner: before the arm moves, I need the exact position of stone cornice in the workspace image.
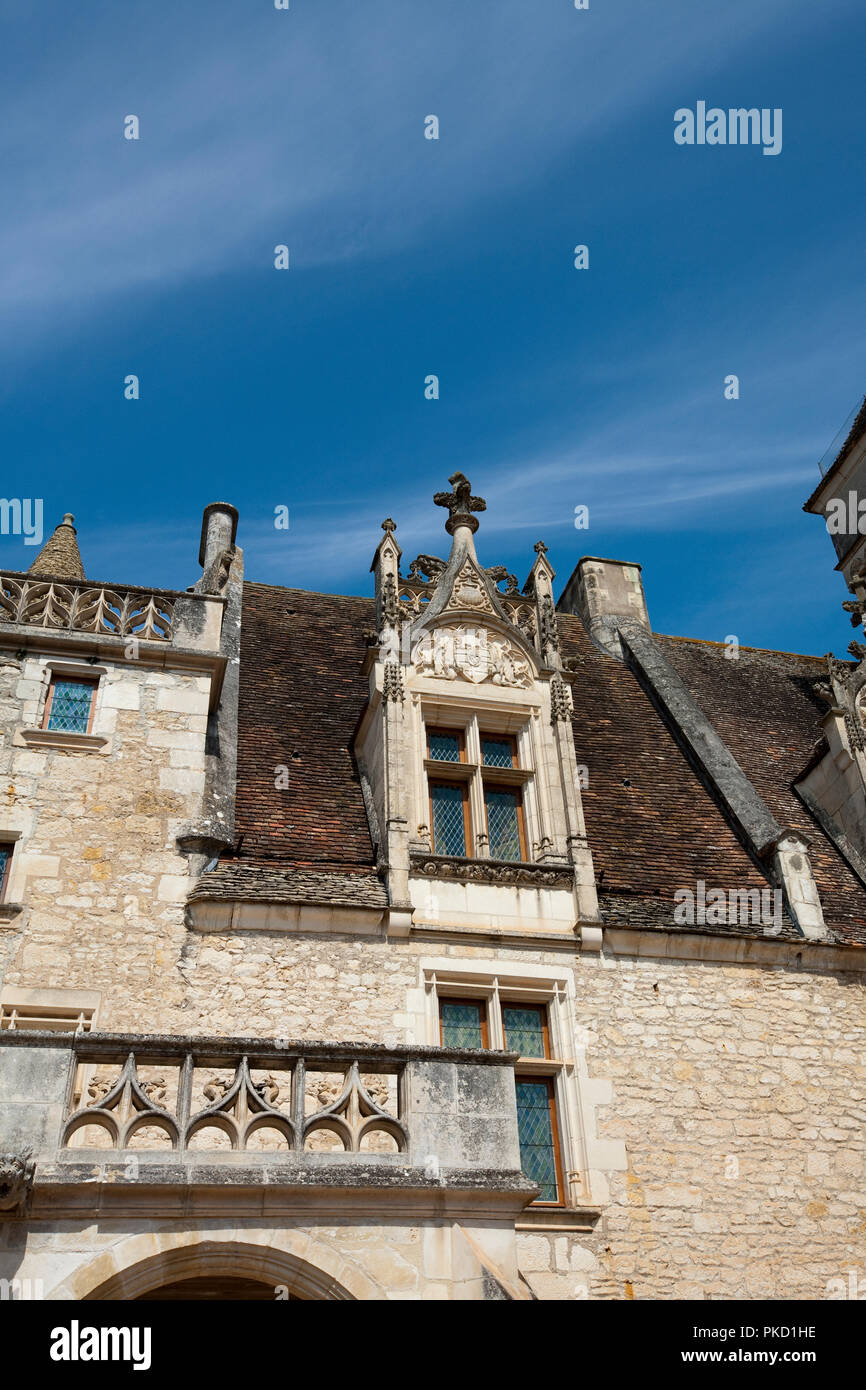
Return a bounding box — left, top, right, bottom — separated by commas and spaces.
22, 1167, 537, 1223
0, 628, 227, 705
604, 925, 866, 973
0, 1028, 518, 1068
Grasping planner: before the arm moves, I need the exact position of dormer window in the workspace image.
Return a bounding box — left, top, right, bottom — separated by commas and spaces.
427, 727, 471, 856
424, 719, 532, 863
481, 736, 515, 768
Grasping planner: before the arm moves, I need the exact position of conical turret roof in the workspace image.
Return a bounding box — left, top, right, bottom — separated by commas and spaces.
27, 513, 85, 580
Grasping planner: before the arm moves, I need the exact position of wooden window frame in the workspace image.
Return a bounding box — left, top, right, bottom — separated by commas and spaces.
507, 1003, 563, 1205
429, 778, 472, 858
438, 996, 489, 1050
0, 843, 13, 903
480, 732, 519, 768
42, 675, 98, 734
515, 1073, 566, 1207
483, 782, 528, 862
502, 1001, 551, 1059
426, 726, 467, 763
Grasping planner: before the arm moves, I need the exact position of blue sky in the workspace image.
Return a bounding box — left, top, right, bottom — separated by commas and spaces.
1, 0, 865, 655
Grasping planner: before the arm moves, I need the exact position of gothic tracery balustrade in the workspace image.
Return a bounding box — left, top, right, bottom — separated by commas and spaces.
62, 1042, 408, 1156
397, 576, 538, 644
0, 574, 174, 641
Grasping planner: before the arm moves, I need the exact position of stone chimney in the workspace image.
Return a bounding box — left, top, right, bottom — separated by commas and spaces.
557, 556, 650, 657
196, 502, 238, 595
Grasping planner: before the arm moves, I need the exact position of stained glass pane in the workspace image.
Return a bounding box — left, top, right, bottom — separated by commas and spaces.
47, 679, 93, 734
429, 732, 461, 762
481, 737, 513, 768
503, 1005, 547, 1057
440, 1001, 485, 1049
516, 1080, 559, 1203
485, 787, 521, 861
0, 845, 9, 890
431, 783, 466, 856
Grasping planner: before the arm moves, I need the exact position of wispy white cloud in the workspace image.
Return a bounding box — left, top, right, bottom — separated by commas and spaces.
0, 0, 832, 343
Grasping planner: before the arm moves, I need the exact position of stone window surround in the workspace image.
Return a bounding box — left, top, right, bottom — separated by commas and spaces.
0, 985, 100, 1034
0, 832, 15, 901
417, 958, 594, 1211
0, 829, 23, 919
413, 698, 543, 862
0, 987, 102, 1108
17, 658, 110, 753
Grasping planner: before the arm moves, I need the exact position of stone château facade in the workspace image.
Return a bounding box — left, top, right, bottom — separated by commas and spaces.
1, 436, 866, 1301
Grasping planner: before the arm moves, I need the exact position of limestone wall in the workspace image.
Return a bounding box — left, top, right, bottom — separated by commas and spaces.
519, 941, 866, 1301
127, 927, 866, 1301
6, 1214, 524, 1302
0, 651, 211, 1028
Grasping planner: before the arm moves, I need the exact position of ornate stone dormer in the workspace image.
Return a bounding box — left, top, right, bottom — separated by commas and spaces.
355, 474, 600, 942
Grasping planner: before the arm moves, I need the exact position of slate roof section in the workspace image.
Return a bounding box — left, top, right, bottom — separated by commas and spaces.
188, 864, 388, 911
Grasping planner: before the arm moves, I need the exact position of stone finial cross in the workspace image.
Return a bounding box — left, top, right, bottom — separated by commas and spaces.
433, 472, 487, 536
381, 518, 397, 534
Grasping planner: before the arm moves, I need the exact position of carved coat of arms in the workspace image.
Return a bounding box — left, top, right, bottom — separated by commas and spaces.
412, 625, 533, 688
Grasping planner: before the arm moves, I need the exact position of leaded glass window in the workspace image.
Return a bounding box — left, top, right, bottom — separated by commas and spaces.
0, 844, 11, 899
503, 1004, 548, 1057
46, 678, 95, 734
516, 1079, 560, 1203
481, 736, 514, 768
439, 999, 487, 1049
429, 731, 461, 762
430, 782, 467, 856
485, 787, 522, 861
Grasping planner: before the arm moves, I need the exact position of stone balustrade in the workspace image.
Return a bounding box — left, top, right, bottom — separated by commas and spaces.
0, 1031, 532, 1197
0, 574, 176, 641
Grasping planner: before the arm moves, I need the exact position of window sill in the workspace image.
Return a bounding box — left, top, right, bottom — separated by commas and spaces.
0, 903, 24, 924
424, 758, 533, 786
514, 1057, 564, 1076
17, 728, 109, 754
516, 1205, 603, 1233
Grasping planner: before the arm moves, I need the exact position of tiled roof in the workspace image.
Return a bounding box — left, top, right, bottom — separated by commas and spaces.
657, 635, 866, 945
234, 583, 377, 866
558, 615, 776, 922
229, 582, 866, 946
560, 610, 866, 946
